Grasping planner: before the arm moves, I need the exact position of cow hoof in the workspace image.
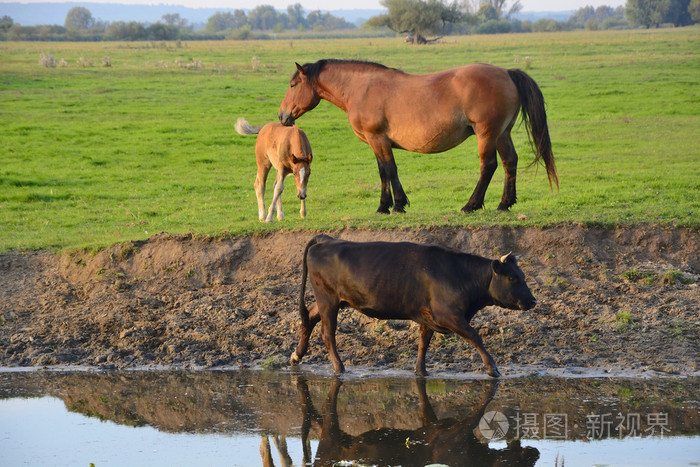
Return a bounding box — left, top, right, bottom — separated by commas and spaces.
290, 353, 300, 366
486, 367, 502, 378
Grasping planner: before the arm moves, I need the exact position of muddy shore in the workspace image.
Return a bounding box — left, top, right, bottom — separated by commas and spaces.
1, 225, 698, 376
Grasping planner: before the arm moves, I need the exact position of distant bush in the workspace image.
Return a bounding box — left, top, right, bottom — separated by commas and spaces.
39, 52, 56, 67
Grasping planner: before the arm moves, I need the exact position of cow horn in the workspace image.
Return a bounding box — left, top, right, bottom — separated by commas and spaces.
500, 252, 512, 263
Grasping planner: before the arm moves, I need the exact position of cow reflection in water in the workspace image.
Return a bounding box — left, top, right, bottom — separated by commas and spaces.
290, 378, 539, 467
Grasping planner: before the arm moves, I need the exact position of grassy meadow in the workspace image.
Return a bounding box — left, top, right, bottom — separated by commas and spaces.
1, 28, 699, 252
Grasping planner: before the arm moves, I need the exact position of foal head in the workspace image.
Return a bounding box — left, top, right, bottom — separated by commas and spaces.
290, 126, 313, 203
279, 62, 321, 126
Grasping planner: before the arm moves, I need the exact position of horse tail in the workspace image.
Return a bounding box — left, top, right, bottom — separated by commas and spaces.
235, 117, 263, 136
507, 69, 559, 191
299, 234, 332, 328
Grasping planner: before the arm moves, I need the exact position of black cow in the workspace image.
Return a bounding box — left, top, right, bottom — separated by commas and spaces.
291, 234, 537, 377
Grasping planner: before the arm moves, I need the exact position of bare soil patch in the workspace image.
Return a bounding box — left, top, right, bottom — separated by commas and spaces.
1, 225, 698, 376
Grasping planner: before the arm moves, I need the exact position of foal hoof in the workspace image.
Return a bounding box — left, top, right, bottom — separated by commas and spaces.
486, 366, 502, 378
290, 353, 300, 366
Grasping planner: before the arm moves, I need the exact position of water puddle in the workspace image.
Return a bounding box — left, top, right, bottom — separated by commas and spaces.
1, 369, 698, 466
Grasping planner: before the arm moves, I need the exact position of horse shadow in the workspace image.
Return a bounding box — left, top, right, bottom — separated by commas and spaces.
295, 377, 540, 467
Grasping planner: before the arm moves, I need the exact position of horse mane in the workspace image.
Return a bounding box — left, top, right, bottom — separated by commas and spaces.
295, 59, 403, 80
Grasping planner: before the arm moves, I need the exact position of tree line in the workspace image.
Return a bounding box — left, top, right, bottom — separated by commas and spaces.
0, 4, 356, 41
1, 0, 698, 42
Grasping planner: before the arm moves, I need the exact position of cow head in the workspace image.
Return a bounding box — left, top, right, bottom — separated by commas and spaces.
489, 253, 537, 311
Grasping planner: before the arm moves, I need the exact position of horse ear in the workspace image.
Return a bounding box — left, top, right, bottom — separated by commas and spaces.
295, 62, 304, 75
307, 153, 313, 163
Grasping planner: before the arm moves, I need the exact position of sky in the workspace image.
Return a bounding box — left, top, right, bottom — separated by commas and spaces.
4, 0, 627, 13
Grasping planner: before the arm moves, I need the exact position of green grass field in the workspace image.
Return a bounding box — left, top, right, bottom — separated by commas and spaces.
1, 28, 699, 252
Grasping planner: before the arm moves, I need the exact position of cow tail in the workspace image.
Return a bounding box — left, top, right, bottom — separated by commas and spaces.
507, 69, 559, 191
299, 240, 311, 329
234, 117, 263, 136
299, 235, 332, 328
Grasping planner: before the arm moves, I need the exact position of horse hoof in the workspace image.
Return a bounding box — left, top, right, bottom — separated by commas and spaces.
376, 207, 391, 215
392, 206, 407, 214
486, 366, 501, 378
290, 353, 300, 366
461, 204, 481, 213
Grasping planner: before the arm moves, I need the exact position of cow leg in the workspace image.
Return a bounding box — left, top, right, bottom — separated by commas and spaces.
449, 319, 501, 377
319, 303, 345, 374
292, 302, 321, 365
462, 134, 498, 212
415, 325, 434, 377
497, 132, 518, 211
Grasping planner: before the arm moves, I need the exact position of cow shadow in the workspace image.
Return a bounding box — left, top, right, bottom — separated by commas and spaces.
295, 377, 540, 467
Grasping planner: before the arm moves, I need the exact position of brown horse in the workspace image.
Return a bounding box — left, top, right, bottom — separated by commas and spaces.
278, 59, 558, 214
235, 117, 313, 222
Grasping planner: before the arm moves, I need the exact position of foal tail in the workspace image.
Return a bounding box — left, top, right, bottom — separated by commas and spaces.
234, 117, 263, 136
507, 69, 559, 191
299, 235, 334, 328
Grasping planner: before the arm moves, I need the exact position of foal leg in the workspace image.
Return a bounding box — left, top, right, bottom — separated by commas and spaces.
254, 164, 271, 222
462, 134, 498, 212
497, 133, 518, 211
266, 172, 286, 222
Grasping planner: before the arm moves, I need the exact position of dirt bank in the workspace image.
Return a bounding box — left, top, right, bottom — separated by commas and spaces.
1, 225, 698, 376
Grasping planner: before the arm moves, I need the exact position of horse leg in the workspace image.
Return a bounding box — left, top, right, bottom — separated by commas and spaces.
255, 163, 271, 222
462, 135, 498, 212
497, 133, 518, 211
370, 139, 408, 214
415, 324, 434, 377
266, 172, 285, 222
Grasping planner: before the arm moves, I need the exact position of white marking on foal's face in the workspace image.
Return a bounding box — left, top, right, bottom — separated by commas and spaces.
298, 166, 306, 183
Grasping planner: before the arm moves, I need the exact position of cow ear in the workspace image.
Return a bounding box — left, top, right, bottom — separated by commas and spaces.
492, 259, 504, 275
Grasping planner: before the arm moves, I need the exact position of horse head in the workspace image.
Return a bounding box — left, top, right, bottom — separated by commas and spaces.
279, 62, 321, 127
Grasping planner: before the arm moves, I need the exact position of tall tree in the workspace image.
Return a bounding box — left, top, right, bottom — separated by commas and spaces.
690, 0, 700, 21
626, 0, 666, 27
665, 0, 693, 25
65, 6, 94, 30
367, 0, 465, 43
287, 3, 307, 30
206, 11, 245, 32
248, 5, 282, 30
